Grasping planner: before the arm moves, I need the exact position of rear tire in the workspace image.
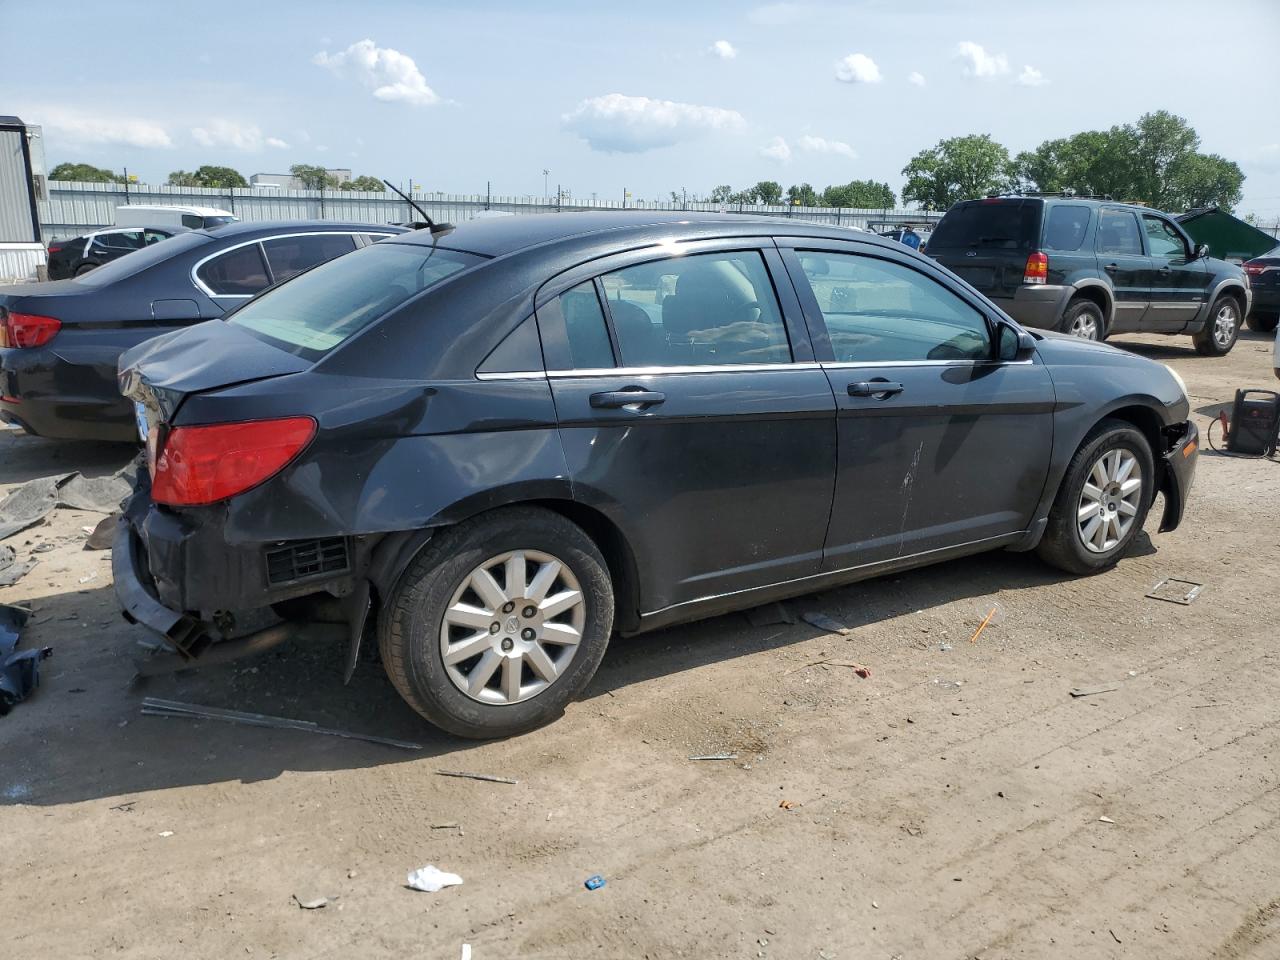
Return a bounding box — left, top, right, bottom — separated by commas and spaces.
378, 506, 614, 739
1060, 299, 1105, 341
73, 262, 97, 277
1193, 294, 1242, 355
1036, 419, 1155, 576
1246, 312, 1278, 333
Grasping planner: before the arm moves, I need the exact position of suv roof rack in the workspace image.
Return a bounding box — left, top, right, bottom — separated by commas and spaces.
984, 190, 1115, 201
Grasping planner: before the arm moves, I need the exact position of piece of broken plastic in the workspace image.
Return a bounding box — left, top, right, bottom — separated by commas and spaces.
406, 865, 464, 893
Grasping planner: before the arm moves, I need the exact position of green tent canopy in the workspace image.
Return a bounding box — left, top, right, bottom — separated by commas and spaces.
1176, 207, 1278, 263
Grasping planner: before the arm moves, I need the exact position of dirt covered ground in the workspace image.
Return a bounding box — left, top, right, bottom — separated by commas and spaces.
2, 329, 1278, 959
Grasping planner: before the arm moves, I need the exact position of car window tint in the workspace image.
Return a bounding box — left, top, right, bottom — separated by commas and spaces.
1143, 215, 1187, 258
197, 243, 271, 296
559, 281, 615, 369
1042, 205, 1091, 251
229, 244, 482, 360
1096, 210, 1143, 255
99, 231, 143, 251
797, 251, 991, 363
181, 214, 205, 229
143, 229, 170, 245
262, 233, 357, 283
928, 201, 1040, 250
599, 251, 790, 367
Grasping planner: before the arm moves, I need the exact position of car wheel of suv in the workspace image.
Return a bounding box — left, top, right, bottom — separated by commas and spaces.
1246, 312, 1278, 333
73, 262, 97, 277
378, 506, 615, 739
1036, 418, 1154, 576
1193, 295, 1242, 355
1060, 299, 1104, 341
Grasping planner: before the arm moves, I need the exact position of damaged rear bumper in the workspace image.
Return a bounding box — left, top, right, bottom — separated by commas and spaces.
1157, 418, 1198, 533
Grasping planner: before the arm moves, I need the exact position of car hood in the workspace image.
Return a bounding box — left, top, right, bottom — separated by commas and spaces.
119, 319, 310, 420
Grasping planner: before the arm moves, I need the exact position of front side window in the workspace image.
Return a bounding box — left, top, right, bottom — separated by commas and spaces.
262, 233, 357, 283
229, 243, 482, 359
197, 243, 271, 296
598, 251, 791, 367
1142, 215, 1188, 259
1042, 205, 1091, 252
1096, 210, 1143, 255
796, 251, 991, 362
143, 229, 171, 245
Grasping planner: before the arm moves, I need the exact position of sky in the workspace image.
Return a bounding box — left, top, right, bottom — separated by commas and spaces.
7, 0, 1280, 219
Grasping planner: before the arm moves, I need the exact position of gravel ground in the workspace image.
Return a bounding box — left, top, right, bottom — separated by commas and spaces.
2, 328, 1278, 959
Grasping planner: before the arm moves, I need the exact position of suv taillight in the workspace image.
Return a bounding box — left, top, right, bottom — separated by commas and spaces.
0, 312, 62, 349
1243, 262, 1264, 276
1023, 252, 1048, 285
151, 417, 316, 506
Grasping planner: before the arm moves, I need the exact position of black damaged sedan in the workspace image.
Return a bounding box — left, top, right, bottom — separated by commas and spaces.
114, 212, 1198, 738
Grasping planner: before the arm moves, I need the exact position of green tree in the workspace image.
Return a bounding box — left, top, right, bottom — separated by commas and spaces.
339, 174, 386, 192
727, 187, 758, 204
901, 134, 1015, 210
1168, 153, 1244, 211
709, 184, 733, 203
166, 170, 200, 187
290, 163, 338, 190
752, 180, 783, 204
786, 183, 819, 207
49, 162, 122, 183
168, 165, 247, 188
821, 179, 897, 208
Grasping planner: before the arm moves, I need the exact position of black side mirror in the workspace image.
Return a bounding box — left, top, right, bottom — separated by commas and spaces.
997, 322, 1036, 362
1193, 243, 1209, 260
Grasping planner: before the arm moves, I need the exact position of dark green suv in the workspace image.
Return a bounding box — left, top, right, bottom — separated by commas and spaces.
928, 195, 1251, 355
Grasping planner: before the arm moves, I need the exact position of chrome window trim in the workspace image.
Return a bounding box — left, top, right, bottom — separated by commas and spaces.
545, 362, 823, 378
475, 370, 549, 381
189, 230, 372, 299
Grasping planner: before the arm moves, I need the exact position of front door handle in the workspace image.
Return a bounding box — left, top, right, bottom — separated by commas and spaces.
589, 388, 666, 409
848, 381, 905, 398
1157, 267, 1171, 276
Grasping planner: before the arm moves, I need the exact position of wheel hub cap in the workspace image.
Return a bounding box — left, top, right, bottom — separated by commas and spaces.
439, 549, 586, 705
1214, 305, 1237, 347
1076, 450, 1142, 554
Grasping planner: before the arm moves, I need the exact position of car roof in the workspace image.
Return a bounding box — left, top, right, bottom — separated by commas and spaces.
195, 219, 410, 239
115, 204, 233, 216
392, 210, 897, 258
966, 196, 1167, 215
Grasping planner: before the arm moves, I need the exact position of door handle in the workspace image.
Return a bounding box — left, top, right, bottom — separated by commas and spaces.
1157, 267, 1171, 276
848, 381, 905, 398
589, 388, 666, 409
1103, 263, 1119, 273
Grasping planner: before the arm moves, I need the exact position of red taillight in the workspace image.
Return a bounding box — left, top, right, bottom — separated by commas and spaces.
150, 417, 316, 506
1023, 251, 1048, 285
0, 312, 62, 349
1244, 262, 1265, 276
47, 242, 65, 254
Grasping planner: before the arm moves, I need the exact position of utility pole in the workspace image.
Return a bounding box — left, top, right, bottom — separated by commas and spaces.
542, 168, 549, 200
556, 184, 562, 213
123, 167, 129, 204
486, 180, 491, 211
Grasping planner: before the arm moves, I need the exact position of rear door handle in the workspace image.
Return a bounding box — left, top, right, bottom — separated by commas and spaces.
1103, 263, 1119, 273
589, 388, 666, 409
848, 381, 904, 398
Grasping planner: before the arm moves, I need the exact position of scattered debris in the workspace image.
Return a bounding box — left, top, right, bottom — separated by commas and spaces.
939, 643, 953, 652
435, 769, 518, 785
58, 471, 134, 513
1146, 577, 1204, 605
431, 823, 465, 837
0, 603, 51, 715
584, 874, 606, 891
293, 895, 329, 910
1098, 815, 1116, 824
1110, 929, 1122, 944
689, 753, 738, 761
801, 611, 852, 635
0, 544, 36, 587
461, 945, 472, 960
969, 605, 1000, 644
779, 799, 797, 810
158, 831, 174, 838
77, 571, 98, 585
84, 514, 118, 551
109, 800, 137, 813
0, 469, 136, 543
406, 865, 463, 893
1069, 684, 1121, 698
747, 601, 797, 627
31, 542, 55, 554
141, 697, 425, 750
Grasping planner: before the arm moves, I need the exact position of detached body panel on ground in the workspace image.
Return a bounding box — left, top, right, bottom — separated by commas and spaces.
113, 212, 1198, 737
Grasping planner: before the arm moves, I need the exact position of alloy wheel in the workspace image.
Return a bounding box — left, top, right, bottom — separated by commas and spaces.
1076, 449, 1142, 553
1069, 313, 1100, 340
1212, 302, 1238, 349
439, 549, 585, 705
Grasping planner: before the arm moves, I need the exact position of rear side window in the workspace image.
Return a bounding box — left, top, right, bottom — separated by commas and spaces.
1042, 205, 1091, 251
1096, 210, 1143, 255
143, 229, 171, 245
928, 201, 1040, 250
560, 281, 616, 369
203, 215, 237, 228
262, 233, 356, 283
229, 243, 483, 360
181, 214, 205, 229
198, 244, 271, 296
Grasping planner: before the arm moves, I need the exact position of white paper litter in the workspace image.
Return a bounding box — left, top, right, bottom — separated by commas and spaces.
406, 864, 463, 893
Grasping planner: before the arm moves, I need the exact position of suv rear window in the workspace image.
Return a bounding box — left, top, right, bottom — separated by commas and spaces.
229, 243, 483, 360
929, 201, 1040, 251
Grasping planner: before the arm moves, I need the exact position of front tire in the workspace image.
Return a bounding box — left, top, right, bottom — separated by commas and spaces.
1037, 419, 1155, 575
1193, 295, 1242, 355
1246, 312, 1278, 334
1060, 299, 1105, 341
378, 507, 614, 739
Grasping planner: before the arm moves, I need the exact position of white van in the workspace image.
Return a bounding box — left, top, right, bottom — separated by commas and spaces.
114, 205, 238, 230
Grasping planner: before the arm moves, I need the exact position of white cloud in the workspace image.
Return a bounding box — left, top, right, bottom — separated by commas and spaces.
955, 41, 1009, 78
799, 135, 857, 160
759, 136, 792, 163
1247, 144, 1280, 172
313, 39, 440, 107
748, 3, 813, 25
265, 136, 289, 149
562, 93, 746, 153
1016, 65, 1047, 86
30, 105, 172, 149
709, 40, 737, 59
190, 119, 286, 151
907, 71, 926, 87
834, 53, 882, 84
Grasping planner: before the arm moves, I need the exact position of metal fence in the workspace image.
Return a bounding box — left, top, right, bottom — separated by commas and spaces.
41, 181, 942, 240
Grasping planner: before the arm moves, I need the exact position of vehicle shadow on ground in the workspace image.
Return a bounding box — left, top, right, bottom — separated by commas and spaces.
3, 537, 1153, 808
0, 434, 134, 486
1112, 328, 1274, 365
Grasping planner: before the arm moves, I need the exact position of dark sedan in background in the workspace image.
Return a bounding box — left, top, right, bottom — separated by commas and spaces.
1245, 246, 1280, 332
115, 212, 1198, 739
1, 220, 406, 440
46, 226, 187, 280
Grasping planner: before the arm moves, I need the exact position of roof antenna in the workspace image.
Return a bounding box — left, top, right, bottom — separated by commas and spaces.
382, 179, 454, 238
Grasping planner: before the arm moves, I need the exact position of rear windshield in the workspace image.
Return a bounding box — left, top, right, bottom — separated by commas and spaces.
228, 242, 484, 360
72, 231, 212, 286
929, 201, 1041, 251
